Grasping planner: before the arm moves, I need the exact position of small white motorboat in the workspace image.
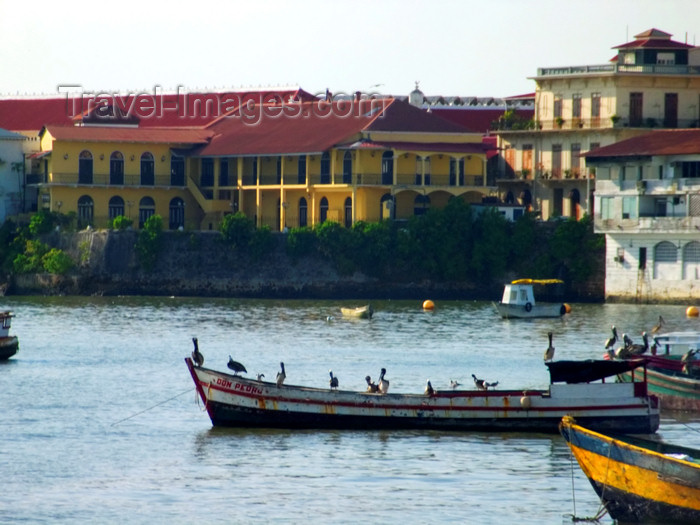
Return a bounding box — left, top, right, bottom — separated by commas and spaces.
495, 279, 568, 319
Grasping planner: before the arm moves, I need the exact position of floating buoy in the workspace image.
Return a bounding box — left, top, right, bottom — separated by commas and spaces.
687, 306, 699, 318
422, 299, 435, 311
520, 396, 532, 409
564, 303, 572, 314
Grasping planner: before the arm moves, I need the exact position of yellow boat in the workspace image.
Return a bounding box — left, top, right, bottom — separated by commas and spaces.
340, 304, 373, 319
560, 415, 700, 523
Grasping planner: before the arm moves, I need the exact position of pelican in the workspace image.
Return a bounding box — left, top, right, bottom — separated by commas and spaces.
329, 370, 339, 390
191, 337, 204, 367
256, 373, 265, 381
449, 379, 461, 390
425, 380, 434, 396
604, 326, 618, 350
365, 375, 379, 393
276, 362, 286, 387
628, 332, 649, 356
544, 332, 555, 362
651, 315, 665, 334
472, 374, 498, 391
378, 368, 390, 394
227, 356, 247, 375
681, 349, 698, 375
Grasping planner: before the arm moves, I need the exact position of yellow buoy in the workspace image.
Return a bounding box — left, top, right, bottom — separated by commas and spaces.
564, 303, 572, 314
422, 300, 435, 311
687, 306, 699, 318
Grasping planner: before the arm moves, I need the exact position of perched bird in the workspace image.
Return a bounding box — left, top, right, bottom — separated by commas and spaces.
449, 379, 461, 390
472, 374, 498, 391
604, 325, 618, 350
191, 337, 204, 367
276, 362, 286, 387
365, 375, 379, 393
544, 332, 555, 362
425, 380, 434, 396
623, 333, 634, 349
378, 368, 390, 394
256, 373, 265, 381
628, 332, 649, 356
227, 355, 247, 375
329, 370, 339, 390
651, 315, 665, 334
681, 349, 698, 375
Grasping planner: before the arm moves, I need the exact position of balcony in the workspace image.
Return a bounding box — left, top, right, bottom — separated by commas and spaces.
49, 172, 186, 187
536, 63, 700, 78
596, 215, 700, 234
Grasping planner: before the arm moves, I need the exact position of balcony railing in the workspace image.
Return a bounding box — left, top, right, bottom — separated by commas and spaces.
537, 63, 700, 77
49, 172, 185, 187
595, 216, 700, 234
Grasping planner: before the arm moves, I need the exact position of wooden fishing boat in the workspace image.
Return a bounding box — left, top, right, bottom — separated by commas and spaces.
613, 331, 700, 411
340, 304, 373, 319
0, 311, 18, 360
185, 357, 659, 433
494, 279, 568, 319
560, 415, 700, 523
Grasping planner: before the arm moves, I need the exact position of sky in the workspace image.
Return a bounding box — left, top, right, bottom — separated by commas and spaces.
0, 0, 697, 100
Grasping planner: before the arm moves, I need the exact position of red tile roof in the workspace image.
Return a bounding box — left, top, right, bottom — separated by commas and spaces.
431, 107, 533, 134
613, 28, 694, 50
43, 125, 214, 145
0, 88, 316, 132
195, 98, 475, 157
584, 129, 700, 158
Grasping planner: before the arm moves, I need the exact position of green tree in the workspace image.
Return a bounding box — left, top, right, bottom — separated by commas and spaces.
286, 226, 317, 259
219, 212, 255, 248
135, 214, 163, 271
111, 215, 133, 231
42, 248, 75, 274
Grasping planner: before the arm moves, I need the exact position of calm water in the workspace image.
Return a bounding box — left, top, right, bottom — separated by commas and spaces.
3, 296, 700, 524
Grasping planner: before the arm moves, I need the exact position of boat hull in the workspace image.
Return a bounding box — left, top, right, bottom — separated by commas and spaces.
0, 336, 18, 360
495, 302, 565, 319
186, 359, 659, 433
560, 416, 700, 523
619, 365, 700, 412
340, 305, 373, 319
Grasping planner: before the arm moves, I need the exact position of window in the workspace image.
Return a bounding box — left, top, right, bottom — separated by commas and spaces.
448, 158, 465, 185
681, 161, 700, 178
169, 197, 185, 230
342, 151, 352, 184
414, 157, 422, 185
572, 94, 582, 119
380, 193, 394, 220
78, 151, 93, 184
344, 197, 352, 227
78, 195, 94, 226
414, 194, 430, 216
591, 93, 601, 118
381, 151, 393, 184
171, 155, 185, 186
201, 158, 214, 186
654, 241, 678, 280
140, 152, 154, 185
276, 157, 282, 184
664, 93, 678, 128
108, 196, 124, 220
570, 143, 581, 175
600, 196, 613, 219
629, 92, 643, 126
298, 197, 307, 227
424, 157, 431, 185
657, 52, 675, 65
220, 159, 229, 186
110, 151, 124, 185
320, 152, 330, 184
553, 95, 563, 119
552, 144, 562, 178
297, 156, 306, 184
622, 196, 637, 219
139, 196, 156, 228
319, 197, 328, 222
683, 242, 700, 280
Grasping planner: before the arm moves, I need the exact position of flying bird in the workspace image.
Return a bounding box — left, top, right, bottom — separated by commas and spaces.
604, 325, 618, 350
276, 362, 286, 387
329, 370, 339, 390
378, 368, 390, 394
227, 356, 247, 375
544, 331, 555, 362
425, 380, 434, 396
472, 374, 498, 391
365, 375, 379, 393
191, 337, 204, 367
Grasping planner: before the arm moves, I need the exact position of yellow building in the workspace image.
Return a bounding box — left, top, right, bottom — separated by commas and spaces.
33, 95, 492, 230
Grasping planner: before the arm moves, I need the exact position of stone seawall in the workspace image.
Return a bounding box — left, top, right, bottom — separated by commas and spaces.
11, 230, 499, 299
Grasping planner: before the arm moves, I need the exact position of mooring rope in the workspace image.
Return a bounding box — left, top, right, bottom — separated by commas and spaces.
110, 387, 195, 426
565, 441, 610, 523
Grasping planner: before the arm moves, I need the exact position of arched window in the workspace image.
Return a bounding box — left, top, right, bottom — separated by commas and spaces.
78, 151, 93, 184
320, 152, 330, 184
139, 196, 156, 228
169, 197, 185, 230
110, 151, 124, 185
414, 193, 430, 216
171, 155, 185, 186
141, 152, 155, 185
320, 197, 328, 222
344, 197, 352, 227
683, 241, 700, 280
299, 197, 308, 227
380, 193, 394, 220
297, 156, 307, 184
343, 151, 352, 184
381, 151, 393, 184
654, 241, 678, 280
77, 195, 94, 227
108, 196, 125, 220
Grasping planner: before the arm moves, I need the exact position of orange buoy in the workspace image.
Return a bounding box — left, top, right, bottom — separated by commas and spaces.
422, 299, 435, 311
687, 306, 699, 318
564, 303, 572, 314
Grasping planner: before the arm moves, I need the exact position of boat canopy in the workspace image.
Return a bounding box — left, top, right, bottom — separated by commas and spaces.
511, 279, 563, 285
546, 359, 646, 384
